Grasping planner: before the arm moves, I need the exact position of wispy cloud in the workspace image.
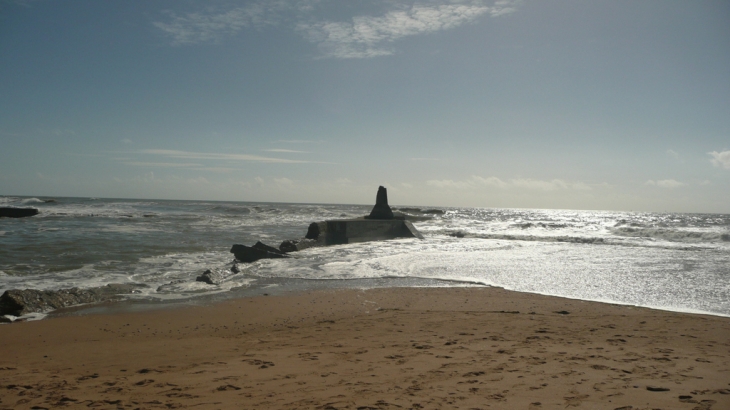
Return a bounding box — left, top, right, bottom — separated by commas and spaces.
298, 1, 520, 58
645, 179, 686, 189
426, 175, 589, 191
153, 5, 278, 45
709, 150, 730, 169
153, 1, 520, 57
274, 177, 294, 186
275, 139, 325, 144
140, 149, 310, 163
123, 161, 203, 168
263, 149, 309, 153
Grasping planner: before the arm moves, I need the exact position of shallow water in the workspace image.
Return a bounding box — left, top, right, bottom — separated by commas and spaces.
1, 196, 729, 317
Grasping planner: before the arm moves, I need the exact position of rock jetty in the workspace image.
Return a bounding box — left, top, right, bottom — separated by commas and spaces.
294, 186, 423, 247
229, 187, 425, 263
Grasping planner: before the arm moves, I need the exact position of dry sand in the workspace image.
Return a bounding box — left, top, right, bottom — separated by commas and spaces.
1, 287, 729, 409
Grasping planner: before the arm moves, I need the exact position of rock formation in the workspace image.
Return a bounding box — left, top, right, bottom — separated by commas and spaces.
279, 238, 318, 253
196, 269, 227, 285
0, 284, 148, 316
241, 186, 424, 256
365, 186, 394, 220
230, 243, 289, 263
251, 241, 285, 255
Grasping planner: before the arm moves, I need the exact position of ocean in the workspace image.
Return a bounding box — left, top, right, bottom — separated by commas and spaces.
1, 196, 729, 319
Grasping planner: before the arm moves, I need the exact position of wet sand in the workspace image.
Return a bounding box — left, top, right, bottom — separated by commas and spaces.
1, 287, 729, 409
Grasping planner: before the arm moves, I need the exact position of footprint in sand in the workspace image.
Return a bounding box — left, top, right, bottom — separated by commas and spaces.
244, 359, 275, 368
76, 373, 99, 381
216, 384, 241, 391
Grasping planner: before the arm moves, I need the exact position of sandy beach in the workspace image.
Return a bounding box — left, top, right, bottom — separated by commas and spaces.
1, 287, 729, 409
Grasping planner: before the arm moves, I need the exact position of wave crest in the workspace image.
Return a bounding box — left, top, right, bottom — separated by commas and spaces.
611, 227, 728, 243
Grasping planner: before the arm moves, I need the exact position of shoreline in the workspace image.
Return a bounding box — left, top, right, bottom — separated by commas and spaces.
5, 273, 729, 323
2, 286, 729, 409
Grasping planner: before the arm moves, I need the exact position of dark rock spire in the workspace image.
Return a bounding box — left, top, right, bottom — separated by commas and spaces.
366, 186, 394, 220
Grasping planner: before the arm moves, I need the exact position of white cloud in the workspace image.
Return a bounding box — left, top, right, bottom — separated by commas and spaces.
511, 178, 569, 191
192, 167, 241, 173
153, 1, 323, 45
153, 5, 278, 45
274, 177, 294, 187
471, 175, 508, 188
121, 138, 133, 144
666, 149, 679, 160
645, 179, 686, 189
188, 177, 210, 184
426, 175, 587, 191
427, 178, 471, 189
153, 1, 520, 57
140, 149, 309, 164
298, 1, 520, 59
709, 150, 730, 169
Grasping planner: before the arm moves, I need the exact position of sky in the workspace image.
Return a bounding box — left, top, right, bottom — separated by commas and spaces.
1, 0, 729, 213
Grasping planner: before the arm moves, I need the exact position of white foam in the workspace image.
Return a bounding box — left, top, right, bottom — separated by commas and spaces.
611, 226, 729, 243
241, 236, 730, 317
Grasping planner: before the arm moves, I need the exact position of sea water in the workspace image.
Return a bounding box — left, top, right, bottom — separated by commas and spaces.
1, 196, 729, 317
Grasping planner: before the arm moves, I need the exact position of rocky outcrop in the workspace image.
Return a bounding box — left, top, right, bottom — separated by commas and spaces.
365, 186, 394, 220
279, 238, 319, 253
0, 207, 39, 218
0, 283, 148, 316
252, 241, 285, 255
196, 269, 227, 285
305, 222, 322, 240
234, 186, 423, 257
230, 243, 289, 263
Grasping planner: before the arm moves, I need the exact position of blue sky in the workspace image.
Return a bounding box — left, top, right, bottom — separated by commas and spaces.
1, 0, 729, 212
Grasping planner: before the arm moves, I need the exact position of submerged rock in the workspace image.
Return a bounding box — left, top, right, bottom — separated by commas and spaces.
230, 244, 289, 263
0, 283, 148, 316
196, 269, 227, 285
0, 207, 39, 218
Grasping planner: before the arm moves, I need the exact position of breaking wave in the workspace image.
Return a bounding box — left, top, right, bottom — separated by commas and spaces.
611, 227, 730, 243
